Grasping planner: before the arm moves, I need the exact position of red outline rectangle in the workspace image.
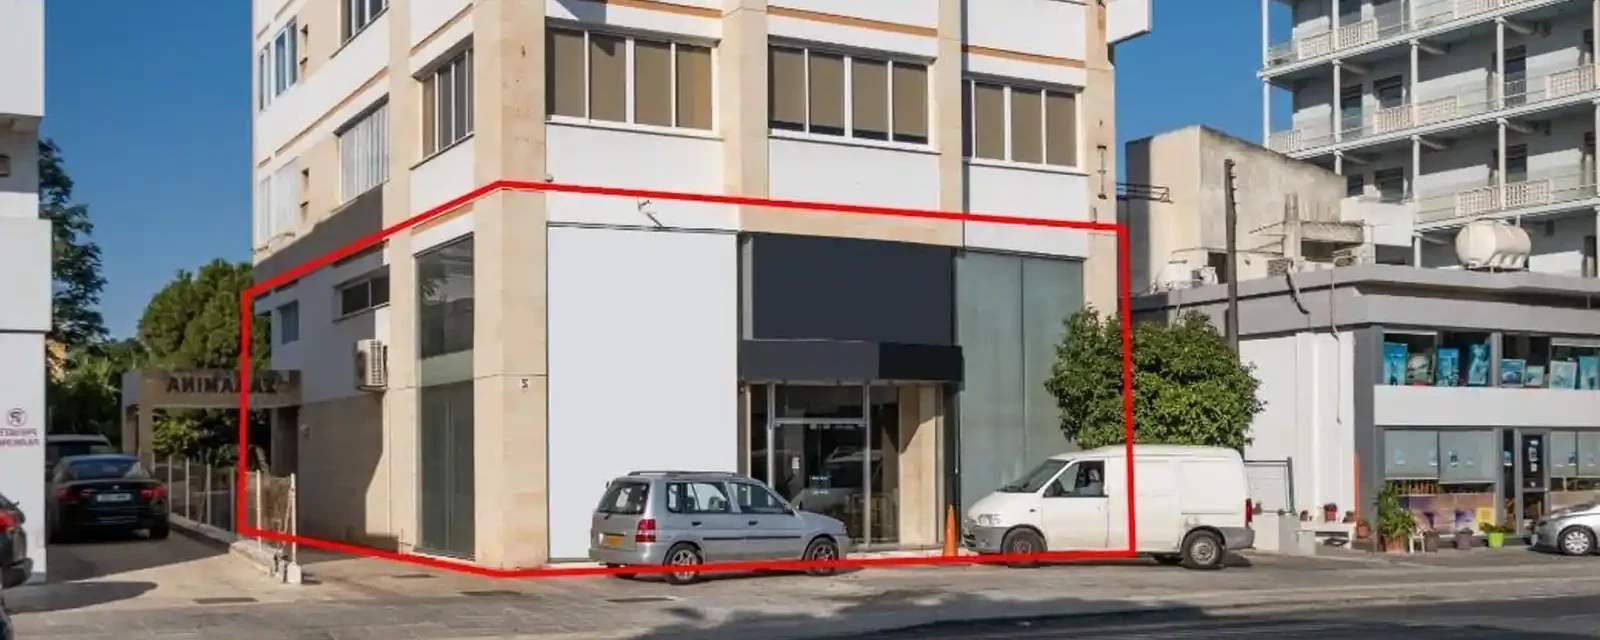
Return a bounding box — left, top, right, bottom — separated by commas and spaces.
237, 180, 1136, 578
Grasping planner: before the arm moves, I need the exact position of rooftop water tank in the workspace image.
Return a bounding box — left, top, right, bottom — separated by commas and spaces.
1453, 220, 1531, 271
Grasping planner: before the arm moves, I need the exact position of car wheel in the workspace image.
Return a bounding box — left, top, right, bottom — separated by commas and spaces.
1558, 526, 1595, 556
803, 536, 841, 577
149, 520, 170, 541
1153, 554, 1184, 566
662, 543, 703, 586
1180, 530, 1226, 571
1000, 529, 1045, 569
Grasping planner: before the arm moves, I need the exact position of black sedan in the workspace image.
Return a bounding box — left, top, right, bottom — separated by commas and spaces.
0, 491, 31, 589
46, 454, 170, 541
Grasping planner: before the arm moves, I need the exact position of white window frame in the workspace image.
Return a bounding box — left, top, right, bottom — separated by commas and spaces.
268, 159, 301, 241
423, 47, 475, 156
277, 301, 301, 345
337, 100, 391, 203
344, 0, 388, 43
254, 177, 272, 248
769, 44, 931, 146
548, 26, 717, 132
962, 78, 1081, 170
259, 20, 299, 111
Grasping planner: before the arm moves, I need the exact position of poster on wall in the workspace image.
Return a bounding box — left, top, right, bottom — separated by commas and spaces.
1550, 360, 1578, 390
1435, 348, 1460, 387
1383, 342, 1407, 385
1579, 355, 1600, 390
1467, 342, 1491, 386
1406, 352, 1433, 386
1500, 359, 1526, 387
1525, 365, 1546, 388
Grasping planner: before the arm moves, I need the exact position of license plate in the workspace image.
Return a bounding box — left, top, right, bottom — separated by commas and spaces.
601, 533, 623, 547
96, 493, 132, 503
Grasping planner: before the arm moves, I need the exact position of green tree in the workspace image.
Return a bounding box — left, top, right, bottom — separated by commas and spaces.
137, 259, 271, 458
46, 339, 147, 442
39, 139, 109, 361
1045, 308, 1263, 451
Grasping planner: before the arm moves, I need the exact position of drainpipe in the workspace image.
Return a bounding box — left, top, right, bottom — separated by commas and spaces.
1333, 62, 1344, 143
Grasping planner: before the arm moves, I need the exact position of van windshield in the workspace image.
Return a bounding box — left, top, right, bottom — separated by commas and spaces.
997, 459, 1068, 493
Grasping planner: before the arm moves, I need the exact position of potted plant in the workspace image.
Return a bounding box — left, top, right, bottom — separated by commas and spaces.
1421, 529, 1441, 552
1376, 484, 1417, 553
1354, 519, 1372, 540
1323, 502, 1339, 523
1453, 528, 1474, 550
1480, 522, 1511, 548
1342, 510, 1356, 524
1299, 510, 1311, 523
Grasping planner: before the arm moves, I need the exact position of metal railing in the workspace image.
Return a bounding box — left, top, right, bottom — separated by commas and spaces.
154, 456, 297, 560
1265, 0, 1546, 69
1269, 64, 1598, 154
1414, 170, 1600, 223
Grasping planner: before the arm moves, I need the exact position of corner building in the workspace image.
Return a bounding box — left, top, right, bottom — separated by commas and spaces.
249, 0, 1149, 568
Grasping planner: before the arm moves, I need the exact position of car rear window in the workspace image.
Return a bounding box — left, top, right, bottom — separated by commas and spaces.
67, 458, 147, 481
597, 481, 650, 515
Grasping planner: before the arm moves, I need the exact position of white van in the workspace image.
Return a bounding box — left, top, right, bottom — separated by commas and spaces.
962, 444, 1255, 570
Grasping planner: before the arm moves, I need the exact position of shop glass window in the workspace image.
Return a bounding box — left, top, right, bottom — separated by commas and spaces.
1500, 334, 1552, 388
1380, 331, 1437, 386
1549, 339, 1600, 390
1435, 331, 1492, 387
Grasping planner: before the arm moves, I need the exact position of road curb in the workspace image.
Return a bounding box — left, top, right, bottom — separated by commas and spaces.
167, 514, 302, 585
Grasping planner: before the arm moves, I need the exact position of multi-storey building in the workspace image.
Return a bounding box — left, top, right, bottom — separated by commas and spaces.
0, 0, 50, 583
1261, 0, 1600, 276
247, 0, 1149, 569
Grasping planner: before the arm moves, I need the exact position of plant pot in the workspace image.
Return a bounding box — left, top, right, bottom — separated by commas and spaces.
1486, 532, 1505, 548
1453, 530, 1474, 550
1355, 522, 1372, 540
1422, 531, 1441, 552
1381, 535, 1406, 553
1323, 507, 1338, 523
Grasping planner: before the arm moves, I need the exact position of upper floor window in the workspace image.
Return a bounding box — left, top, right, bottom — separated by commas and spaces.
546, 28, 713, 131
277, 301, 301, 345
338, 273, 391, 319
769, 46, 929, 144
422, 48, 474, 157
962, 80, 1077, 168
343, 0, 388, 42
338, 100, 390, 202
258, 19, 300, 112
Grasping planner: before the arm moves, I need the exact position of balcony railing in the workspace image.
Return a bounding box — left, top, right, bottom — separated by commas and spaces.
1265, 0, 1543, 69
1415, 171, 1600, 224
1268, 64, 1599, 154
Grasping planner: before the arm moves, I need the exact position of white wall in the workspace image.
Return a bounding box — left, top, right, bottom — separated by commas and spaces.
0, 0, 43, 120
411, 137, 476, 216
1375, 385, 1600, 428
252, 249, 389, 406
1239, 332, 1356, 517
0, 331, 46, 581
545, 124, 733, 231
768, 138, 940, 210
964, 164, 1091, 258
545, 226, 739, 561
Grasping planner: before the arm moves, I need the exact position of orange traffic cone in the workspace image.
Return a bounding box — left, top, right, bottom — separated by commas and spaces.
942, 504, 959, 557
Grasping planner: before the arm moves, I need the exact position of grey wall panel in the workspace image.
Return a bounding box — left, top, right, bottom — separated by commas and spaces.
1439, 430, 1496, 484
956, 252, 1025, 510
1020, 258, 1084, 466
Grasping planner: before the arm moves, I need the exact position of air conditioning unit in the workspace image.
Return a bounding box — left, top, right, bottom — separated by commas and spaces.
355, 339, 388, 391
1190, 266, 1218, 286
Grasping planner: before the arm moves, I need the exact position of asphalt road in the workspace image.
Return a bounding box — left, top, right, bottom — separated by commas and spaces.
857, 595, 1600, 639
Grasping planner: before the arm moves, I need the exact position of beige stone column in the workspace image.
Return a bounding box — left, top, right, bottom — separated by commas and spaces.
122, 405, 137, 456
471, 0, 551, 569
383, 0, 421, 553
936, 0, 966, 238
723, 0, 770, 205
896, 385, 944, 547
137, 404, 155, 469
1080, 1, 1122, 315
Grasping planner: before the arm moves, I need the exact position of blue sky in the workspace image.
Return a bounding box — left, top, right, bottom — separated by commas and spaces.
43, 0, 1279, 339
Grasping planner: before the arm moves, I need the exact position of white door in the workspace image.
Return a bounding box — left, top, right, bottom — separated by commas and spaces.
1040, 461, 1110, 550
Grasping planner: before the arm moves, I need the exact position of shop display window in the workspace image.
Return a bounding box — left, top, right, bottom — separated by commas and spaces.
1499, 333, 1551, 388
1550, 339, 1600, 391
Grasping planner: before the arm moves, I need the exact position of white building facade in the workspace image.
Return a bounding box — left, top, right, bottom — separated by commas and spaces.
246, 0, 1149, 569
0, 0, 51, 583
1261, 0, 1600, 276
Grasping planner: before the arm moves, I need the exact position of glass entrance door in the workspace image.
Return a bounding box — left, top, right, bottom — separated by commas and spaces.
771, 421, 867, 541
1519, 431, 1549, 533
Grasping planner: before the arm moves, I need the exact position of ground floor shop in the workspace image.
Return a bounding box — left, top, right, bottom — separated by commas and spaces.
1133, 266, 1600, 538
251, 224, 1089, 568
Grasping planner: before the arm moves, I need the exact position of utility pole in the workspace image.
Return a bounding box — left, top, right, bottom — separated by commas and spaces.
1223, 159, 1241, 353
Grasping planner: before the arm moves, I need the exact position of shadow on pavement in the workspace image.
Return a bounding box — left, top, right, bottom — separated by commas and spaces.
49, 528, 222, 582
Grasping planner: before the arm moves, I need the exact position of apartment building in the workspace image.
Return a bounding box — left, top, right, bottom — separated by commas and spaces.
0, 0, 51, 583
1261, 0, 1600, 276
247, 0, 1149, 569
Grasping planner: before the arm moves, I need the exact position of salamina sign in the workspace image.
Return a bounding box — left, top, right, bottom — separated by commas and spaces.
165, 371, 292, 395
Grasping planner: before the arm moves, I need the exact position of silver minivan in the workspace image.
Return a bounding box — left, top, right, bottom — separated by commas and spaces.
589, 470, 852, 584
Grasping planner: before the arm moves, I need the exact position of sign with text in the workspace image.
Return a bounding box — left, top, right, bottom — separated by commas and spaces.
126, 369, 302, 409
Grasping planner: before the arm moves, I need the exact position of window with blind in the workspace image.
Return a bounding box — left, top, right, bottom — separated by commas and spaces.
964, 79, 1079, 168
338, 100, 390, 202
768, 45, 928, 144
254, 178, 272, 247
422, 48, 474, 157
257, 20, 299, 111
343, 0, 388, 42
545, 27, 714, 130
